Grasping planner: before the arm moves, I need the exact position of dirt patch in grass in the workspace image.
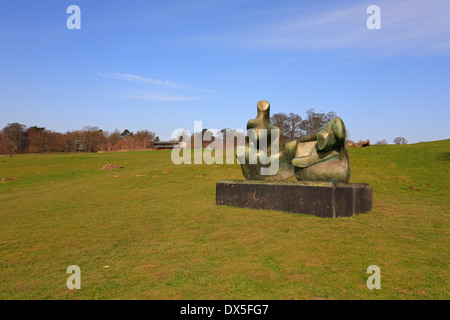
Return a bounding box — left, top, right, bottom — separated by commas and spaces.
99, 164, 124, 170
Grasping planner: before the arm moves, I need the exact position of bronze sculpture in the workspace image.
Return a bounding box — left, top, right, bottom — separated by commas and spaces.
236, 100, 351, 183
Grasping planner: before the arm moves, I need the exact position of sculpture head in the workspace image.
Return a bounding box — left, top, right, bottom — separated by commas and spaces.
246, 100, 279, 151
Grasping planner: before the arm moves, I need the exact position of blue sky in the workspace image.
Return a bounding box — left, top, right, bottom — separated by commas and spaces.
0, 0, 449, 143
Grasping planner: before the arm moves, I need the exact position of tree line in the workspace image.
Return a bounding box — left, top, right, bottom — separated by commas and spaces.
172, 109, 342, 148
0, 123, 158, 154
270, 108, 339, 145
4, 108, 401, 154
375, 137, 408, 145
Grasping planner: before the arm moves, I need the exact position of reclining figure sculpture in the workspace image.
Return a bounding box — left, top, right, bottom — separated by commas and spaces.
236, 100, 350, 183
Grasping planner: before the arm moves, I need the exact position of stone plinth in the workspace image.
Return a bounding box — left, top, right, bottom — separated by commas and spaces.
216, 179, 372, 218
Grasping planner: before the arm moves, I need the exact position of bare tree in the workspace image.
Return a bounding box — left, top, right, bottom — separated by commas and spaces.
1, 123, 159, 153
113, 135, 132, 151
270, 112, 290, 145
301, 109, 326, 135
106, 129, 121, 151
135, 130, 156, 149
26, 126, 48, 153
221, 128, 245, 149
298, 109, 338, 137
81, 126, 107, 152
376, 139, 388, 145
287, 113, 303, 141
62, 131, 79, 152
0, 132, 8, 154
47, 131, 65, 152
325, 111, 337, 123
271, 109, 339, 143
1, 123, 28, 154
393, 137, 408, 145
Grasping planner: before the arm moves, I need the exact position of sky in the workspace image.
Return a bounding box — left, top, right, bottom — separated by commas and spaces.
0, 0, 449, 143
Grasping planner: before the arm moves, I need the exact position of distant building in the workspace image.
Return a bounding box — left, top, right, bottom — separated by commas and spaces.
153, 141, 186, 150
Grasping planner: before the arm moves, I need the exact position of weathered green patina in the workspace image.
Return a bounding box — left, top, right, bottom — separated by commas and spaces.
236, 100, 351, 183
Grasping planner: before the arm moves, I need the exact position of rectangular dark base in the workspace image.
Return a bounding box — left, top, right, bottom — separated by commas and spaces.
216, 179, 372, 218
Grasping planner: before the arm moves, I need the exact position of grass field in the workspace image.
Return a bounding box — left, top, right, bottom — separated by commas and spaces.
0, 140, 449, 299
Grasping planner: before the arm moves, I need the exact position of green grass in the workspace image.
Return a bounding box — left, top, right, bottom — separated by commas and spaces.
0, 140, 449, 299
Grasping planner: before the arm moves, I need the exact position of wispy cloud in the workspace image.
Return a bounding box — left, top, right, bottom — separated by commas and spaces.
125, 93, 204, 102
190, 0, 450, 54
98, 72, 215, 93
98, 72, 215, 102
